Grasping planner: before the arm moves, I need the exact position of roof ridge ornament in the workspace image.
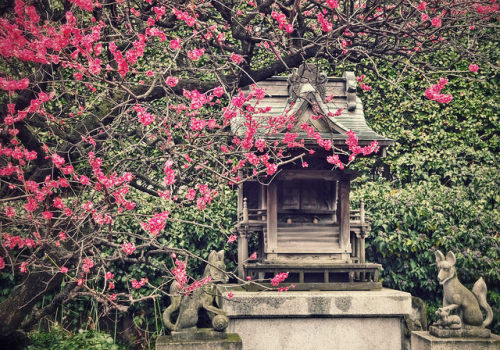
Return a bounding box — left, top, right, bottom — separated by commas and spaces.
287, 63, 328, 102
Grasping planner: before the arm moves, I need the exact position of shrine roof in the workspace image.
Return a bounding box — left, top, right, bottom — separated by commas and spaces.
230, 65, 394, 146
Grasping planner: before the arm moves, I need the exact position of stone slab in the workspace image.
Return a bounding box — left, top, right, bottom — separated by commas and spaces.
429, 325, 491, 338
218, 287, 411, 350
228, 317, 402, 350
156, 333, 242, 350
219, 287, 412, 317
411, 331, 500, 350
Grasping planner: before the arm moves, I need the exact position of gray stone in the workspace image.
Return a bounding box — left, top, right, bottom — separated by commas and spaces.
163, 250, 229, 333
411, 331, 500, 350
219, 287, 411, 350
429, 325, 491, 338
431, 250, 494, 338
156, 332, 242, 350
219, 286, 411, 317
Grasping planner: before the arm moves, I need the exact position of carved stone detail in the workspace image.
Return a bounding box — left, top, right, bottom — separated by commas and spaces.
162, 250, 230, 336
430, 250, 494, 338
287, 63, 328, 102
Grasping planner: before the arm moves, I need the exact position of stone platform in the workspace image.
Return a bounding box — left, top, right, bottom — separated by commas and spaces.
156, 330, 242, 350
411, 331, 500, 350
218, 286, 411, 350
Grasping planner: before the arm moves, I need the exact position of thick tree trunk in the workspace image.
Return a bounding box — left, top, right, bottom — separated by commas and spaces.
0, 272, 62, 337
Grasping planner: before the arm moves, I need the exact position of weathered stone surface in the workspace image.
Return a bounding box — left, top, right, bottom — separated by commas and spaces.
163, 250, 229, 332
411, 331, 500, 350
432, 250, 494, 336
219, 287, 411, 350
156, 333, 242, 350
228, 317, 402, 350
429, 325, 491, 338
219, 287, 411, 317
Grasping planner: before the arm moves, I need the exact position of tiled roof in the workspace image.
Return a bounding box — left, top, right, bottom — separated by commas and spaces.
230, 71, 394, 146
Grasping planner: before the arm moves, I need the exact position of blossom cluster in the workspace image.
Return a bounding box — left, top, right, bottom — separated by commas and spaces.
141, 211, 169, 236
132, 277, 148, 289
425, 78, 453, 104
271, 272, 289, 287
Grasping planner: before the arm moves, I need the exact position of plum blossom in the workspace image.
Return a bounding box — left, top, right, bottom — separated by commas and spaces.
121, 242, 136, 255
271, 272, 288, 286
166, 76, 179, 87
468, 64, 479, 72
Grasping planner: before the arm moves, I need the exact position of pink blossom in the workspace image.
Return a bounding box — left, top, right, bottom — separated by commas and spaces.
271, 272, 289, 287
121, 242, 136, 255
20, 261, 29, 273
431, 17, 442, 27
141, 211, 169, 236
60, 266, 68, 273
170, 38, 181, 50
231, 53, 244, 64
105, 271, 114, 279
109, 294, 116, 300
42, 211, 53, 220
166, 76, 179, 87
5, 206, 15, 218
0, 257, 5, 269
249, 252, 257, 260
187, 48, 205, 61
468, 64, 479, 72
77, 278, 84, 286
213, 86, 224, 97
227, 291, 234, 299
186, 188, 196, 200
227, 234, 237, 243
82, 257, 94, 273
132, 277, 148, 289
418, 1, 427, 11
327, 0, 339, 9
164, 161, 176, 185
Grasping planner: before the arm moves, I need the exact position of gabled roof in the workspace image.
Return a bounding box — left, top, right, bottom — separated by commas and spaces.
230, 64, 394, 146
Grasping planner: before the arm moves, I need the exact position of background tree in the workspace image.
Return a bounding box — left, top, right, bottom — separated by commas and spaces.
0, 0, 498, 346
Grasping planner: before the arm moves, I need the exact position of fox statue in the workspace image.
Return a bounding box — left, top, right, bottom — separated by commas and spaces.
163, 250, 229, 333
434, 250, 493, 330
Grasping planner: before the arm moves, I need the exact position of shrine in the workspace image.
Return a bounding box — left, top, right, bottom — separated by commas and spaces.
232, 64, 394, 290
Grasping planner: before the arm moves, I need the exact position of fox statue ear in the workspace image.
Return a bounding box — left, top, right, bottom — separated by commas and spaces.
208, 250, 217, 262
435, 250, 445, 263
446, 251, 456, 265
217, 250, 224, 260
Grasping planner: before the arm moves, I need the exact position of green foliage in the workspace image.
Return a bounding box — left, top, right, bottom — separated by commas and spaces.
27, 328, 126, 350
351, 38, 500, 332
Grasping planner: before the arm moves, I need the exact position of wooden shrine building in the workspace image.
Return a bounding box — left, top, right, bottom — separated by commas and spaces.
231, 64, 393, 290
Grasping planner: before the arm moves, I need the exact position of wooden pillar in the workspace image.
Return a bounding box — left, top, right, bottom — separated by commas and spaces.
339, 176, 351, 254
359, 199, 366, 264
266, 181, 278, 259
237, 230, 248, 280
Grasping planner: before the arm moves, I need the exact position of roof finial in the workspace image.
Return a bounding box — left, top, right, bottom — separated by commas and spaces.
287, 63, 327, 102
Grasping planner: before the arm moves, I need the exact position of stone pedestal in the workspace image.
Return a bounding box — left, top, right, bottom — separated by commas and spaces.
411, 331, 500, 350
218, 287, 411, 350
156, 329, 242, 350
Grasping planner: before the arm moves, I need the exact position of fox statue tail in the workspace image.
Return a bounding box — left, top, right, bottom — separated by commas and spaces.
472, 277, 493, 327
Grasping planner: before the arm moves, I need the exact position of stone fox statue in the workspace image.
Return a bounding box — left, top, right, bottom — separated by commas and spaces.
434, 250, 493, 328
163, 250, 229, 332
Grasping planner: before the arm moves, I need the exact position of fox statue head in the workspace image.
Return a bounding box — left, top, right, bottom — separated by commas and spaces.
204, 250, 229, 284
435, 250, 457, 285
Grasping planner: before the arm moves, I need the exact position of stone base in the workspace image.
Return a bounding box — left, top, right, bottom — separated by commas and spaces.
429, 325, 491, 338
218, 286, 411, 350
411, 331, 500, 350
156, 330, 242, 350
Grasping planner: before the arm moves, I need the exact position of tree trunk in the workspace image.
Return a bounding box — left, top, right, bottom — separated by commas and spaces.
0, 272, 62, 339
